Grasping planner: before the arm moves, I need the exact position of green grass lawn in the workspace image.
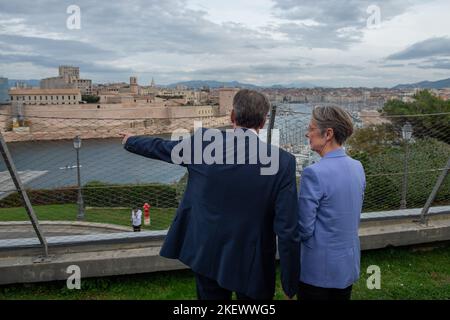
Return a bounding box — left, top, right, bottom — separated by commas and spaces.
0, 204, 176, 231
0, 244, 449, 300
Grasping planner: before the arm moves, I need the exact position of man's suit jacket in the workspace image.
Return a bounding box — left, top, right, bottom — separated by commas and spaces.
298, 148, 365, 289
124, 128, 300, 299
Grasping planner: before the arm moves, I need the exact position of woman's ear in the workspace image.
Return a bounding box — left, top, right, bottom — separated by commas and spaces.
326, 128, 334, 141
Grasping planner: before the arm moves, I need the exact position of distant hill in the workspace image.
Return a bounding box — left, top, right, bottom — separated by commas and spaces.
166, 80, 259, 89
166, 80, 317, 89
7, 79, 40, 88
3, 78, 318, 90
392, 78, 450, 89
273, 81, 317, 89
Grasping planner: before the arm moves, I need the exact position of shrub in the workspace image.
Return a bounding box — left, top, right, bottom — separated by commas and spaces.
0, 181, 179, 208
349, 134, 450, 212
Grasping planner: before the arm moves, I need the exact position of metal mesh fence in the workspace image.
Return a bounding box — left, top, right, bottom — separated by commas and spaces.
0, 112, 231, 243
273, 104, 450, 212
0, 104, 449, 247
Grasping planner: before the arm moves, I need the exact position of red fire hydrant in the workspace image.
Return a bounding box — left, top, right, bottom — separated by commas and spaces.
143, 202, 151, 225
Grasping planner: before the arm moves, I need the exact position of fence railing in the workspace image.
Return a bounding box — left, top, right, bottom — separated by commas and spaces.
273, 105, 450, 213
0, 105, 449, 255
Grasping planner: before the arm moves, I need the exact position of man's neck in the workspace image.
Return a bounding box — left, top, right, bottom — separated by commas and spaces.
233, 125, 259, 134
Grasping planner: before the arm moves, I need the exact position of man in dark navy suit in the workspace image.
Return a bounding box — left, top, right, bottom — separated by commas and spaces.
121, 89, 300, 300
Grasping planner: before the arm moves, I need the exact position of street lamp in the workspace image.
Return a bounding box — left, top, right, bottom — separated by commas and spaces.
73, 135, 85, 220
402, 122, 413, 141
400, 122, 413, 209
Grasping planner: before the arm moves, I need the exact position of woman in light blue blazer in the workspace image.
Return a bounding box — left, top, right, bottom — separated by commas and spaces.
298, 105, 366, 300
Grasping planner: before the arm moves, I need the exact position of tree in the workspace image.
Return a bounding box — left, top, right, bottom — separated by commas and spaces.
347, 123, 450, 211
82, 95, 100, 103
381, 90, 450, 144
347, 123, 400, 157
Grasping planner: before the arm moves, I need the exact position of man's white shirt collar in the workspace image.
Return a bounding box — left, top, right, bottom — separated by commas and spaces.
235, 127, 258, 136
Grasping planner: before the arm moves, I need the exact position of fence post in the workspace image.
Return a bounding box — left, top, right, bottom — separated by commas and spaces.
0, 132, 49, 257
400, 141, 410, 209
267, 104, 277, 145
419, 156, 450, 225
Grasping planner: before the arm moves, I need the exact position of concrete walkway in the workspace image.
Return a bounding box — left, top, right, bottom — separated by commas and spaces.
0, 206, 449, 285
0, 221, 131, 240
361, 205, 450, 221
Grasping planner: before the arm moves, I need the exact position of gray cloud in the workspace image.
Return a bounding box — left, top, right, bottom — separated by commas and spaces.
0, 0, 280, 55
0, 33, 129, 76
0, 0, 287, 81
379, 63, 405, 68
273, 23, 362, 49
417, 58, 450, 69
0, 34, 115, 59
271, 0, 419, 48
0, 53, 131, 74
0, 0, 448, 86
149, 62, 373, 87
163, 62, 365, 78
386, 37, 450, 60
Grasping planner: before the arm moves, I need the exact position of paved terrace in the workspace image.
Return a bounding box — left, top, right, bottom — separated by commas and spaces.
0, 206, 449, 285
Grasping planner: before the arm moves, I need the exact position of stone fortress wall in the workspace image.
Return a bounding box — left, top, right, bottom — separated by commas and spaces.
0, 88, 239, 142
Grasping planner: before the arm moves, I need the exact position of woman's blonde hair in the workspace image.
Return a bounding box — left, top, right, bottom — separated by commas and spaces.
312, 105, 354, 145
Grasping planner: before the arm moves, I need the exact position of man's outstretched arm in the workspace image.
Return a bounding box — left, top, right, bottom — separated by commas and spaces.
120, 133, 186, 165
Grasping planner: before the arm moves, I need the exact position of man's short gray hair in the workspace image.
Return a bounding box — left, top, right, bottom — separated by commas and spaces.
233, 89, 271, 129
312, 105, 354, 145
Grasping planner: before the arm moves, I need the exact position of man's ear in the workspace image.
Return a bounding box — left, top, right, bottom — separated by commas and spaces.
259, 118, 267, 129
230, 109, 236, 124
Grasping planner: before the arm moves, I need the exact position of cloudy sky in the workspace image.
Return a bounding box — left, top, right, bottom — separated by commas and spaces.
0, 0, 449, 87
